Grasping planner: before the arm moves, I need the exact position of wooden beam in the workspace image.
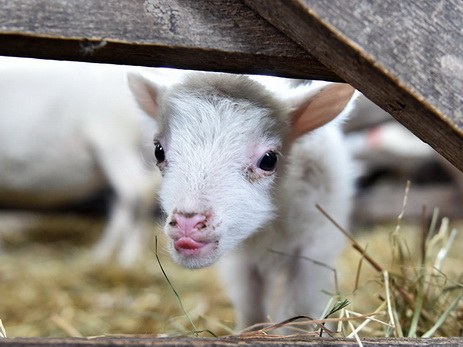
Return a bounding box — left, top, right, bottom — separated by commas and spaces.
245, 0, 463, 172
0, 0, 341, 81
2, 0, 462, 171
0, 337, 463, 346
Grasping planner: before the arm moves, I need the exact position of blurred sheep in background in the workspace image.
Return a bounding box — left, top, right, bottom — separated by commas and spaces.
345, 94, 463, 223
0, 57, 179, 266
0, 58, 460, 269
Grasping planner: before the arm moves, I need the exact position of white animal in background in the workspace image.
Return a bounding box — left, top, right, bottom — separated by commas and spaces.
0, 57, 167, 266
129, 72, 356, 329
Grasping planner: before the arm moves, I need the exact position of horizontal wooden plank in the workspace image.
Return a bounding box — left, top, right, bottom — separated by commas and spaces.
245, 0, 463, 172
0, 337, 462, 346
354, 183, 463, 223
0, 0, 341, 81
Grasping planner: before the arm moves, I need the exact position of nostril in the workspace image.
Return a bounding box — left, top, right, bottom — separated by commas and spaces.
169, 212, 209, 236
194, 221, 207, 230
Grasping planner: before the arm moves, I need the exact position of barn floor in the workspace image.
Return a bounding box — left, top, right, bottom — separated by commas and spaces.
0, 209, 462, 338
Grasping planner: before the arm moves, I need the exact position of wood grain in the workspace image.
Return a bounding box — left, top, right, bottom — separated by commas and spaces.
1, 0, 462, 171
0, 0, 340, 80
0, 336, 462, 346
245, 0, 463, 171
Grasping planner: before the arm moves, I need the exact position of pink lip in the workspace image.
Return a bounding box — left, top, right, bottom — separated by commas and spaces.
174, 237, 209, 256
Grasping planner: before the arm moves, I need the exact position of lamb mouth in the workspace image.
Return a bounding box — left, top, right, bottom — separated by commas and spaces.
174, 237, 216, 257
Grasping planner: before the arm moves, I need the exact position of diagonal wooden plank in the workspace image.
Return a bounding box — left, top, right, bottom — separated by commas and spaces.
0, 0, 340, 81
245, 0, 463, 171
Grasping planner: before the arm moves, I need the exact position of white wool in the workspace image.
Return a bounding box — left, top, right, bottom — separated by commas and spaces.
0, 57, 164, 266
129, 71, 356, 329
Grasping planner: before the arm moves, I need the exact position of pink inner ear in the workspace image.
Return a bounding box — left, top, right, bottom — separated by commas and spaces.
127, 72, 159, 119
290, 84, 355, 140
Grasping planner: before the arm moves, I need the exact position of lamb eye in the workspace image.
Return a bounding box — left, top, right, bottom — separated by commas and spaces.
257, 151, 277, 171
154, 142, 165, 163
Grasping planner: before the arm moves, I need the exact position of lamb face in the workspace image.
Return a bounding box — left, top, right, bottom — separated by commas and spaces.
129, 71, 355, 272
130, 71, 357, 328
155, 75, 290, 269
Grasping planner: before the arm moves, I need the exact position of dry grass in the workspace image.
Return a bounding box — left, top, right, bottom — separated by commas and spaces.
337, 202, 463, 338
0, 212, 234, 337
0, 193, 462, 339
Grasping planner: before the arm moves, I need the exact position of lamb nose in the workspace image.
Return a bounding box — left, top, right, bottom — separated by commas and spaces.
170, 212, 208, 236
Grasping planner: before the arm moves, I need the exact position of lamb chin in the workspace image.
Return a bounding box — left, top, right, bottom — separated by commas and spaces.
170, 241, 220, 269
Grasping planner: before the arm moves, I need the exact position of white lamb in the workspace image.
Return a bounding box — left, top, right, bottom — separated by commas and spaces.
128, 72, 356, 329
0, 57, 166, 266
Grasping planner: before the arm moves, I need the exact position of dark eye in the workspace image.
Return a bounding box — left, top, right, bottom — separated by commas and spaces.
257, 151, 278, 171
154, 142, 165, 163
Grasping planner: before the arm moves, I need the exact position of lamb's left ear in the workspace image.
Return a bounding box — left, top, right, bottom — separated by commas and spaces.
127, 72, 161, 120
290, 83, 356, 140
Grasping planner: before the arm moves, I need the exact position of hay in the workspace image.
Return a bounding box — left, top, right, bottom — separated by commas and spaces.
0, 201, 462, 339
0, 211, 233, 337
337, 213, 463, 338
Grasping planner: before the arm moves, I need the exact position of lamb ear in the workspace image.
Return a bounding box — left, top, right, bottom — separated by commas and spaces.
290, 83, 355, 140
127, 72, 160, 119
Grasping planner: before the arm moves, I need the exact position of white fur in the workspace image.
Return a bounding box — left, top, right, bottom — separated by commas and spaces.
0, 57, 165, 266
129, 71, 356, 329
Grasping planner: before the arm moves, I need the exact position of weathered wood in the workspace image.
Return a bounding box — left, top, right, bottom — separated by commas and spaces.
2, 1, 462, 172
353, 183, 463, 223
0, 0, 340, 81
0, 337, 463, 346
245, 0, 463, 172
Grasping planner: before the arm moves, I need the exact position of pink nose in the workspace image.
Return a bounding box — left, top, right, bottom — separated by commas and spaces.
169, 212, 208, 237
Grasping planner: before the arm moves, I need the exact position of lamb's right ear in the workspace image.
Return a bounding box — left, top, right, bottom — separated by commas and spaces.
127, 72, 160, 119
289, 83, 356, 140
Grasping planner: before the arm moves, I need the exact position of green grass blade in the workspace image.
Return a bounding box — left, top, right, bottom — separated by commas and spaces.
154, 236, 202, 336
407, 272, 425, 338
421, 291, 463, 338
325, 299, 351, 319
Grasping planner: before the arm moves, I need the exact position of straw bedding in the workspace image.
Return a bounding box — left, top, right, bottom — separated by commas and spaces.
0, 209, 461, 338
